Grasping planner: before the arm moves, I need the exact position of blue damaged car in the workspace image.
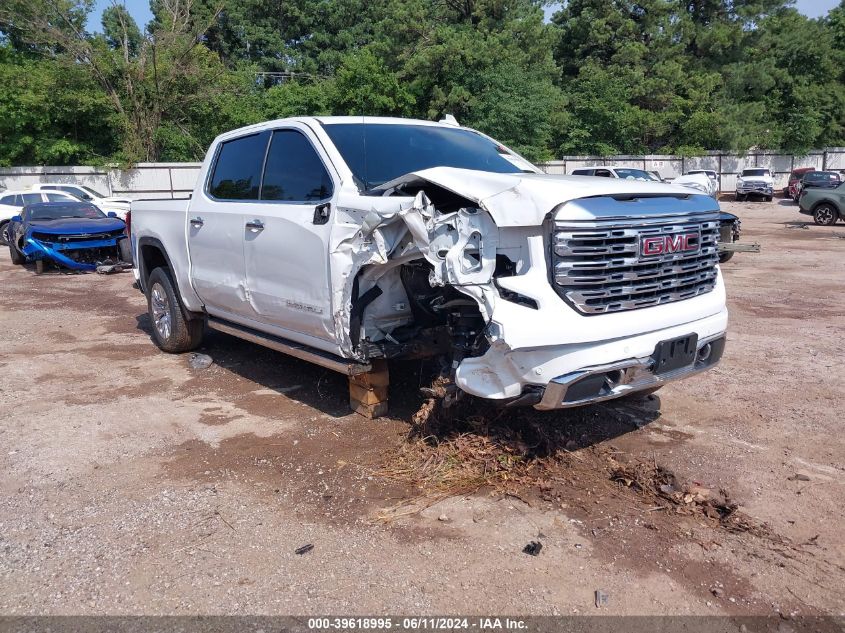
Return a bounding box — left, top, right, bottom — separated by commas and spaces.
7, 201, 131, 274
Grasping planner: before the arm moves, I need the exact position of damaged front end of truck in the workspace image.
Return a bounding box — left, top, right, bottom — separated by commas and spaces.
331, 168, 728, 410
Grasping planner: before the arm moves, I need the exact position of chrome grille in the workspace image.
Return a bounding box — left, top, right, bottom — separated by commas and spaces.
552, 216, 720, 315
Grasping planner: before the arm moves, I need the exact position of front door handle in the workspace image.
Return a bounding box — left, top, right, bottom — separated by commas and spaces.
190, 216, 204, 227
245, 219, 265, 232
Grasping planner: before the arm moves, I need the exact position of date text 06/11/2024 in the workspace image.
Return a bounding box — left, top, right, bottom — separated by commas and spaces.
306, 618, 528, 630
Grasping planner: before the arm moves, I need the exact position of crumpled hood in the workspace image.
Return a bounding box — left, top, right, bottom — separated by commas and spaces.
28, 217, 126, 235
381, 167, 712, 227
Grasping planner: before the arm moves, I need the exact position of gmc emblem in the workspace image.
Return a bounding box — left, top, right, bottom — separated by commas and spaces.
641, 232, 700, 257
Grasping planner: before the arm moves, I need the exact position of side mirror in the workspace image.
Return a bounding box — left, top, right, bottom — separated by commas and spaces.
107, 211, 117, 218
11, 215, 21, 222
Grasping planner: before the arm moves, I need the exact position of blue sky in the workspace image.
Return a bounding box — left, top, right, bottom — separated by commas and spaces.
87, 0, 840, 33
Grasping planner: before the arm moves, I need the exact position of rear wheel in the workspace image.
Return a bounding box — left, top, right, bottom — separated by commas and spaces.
735, 193, 745, 202
146, 267, 203, 353
0, 221, 9, 247
813, 203, 838, 226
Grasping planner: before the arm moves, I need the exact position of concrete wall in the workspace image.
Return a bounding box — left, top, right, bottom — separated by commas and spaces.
0, 163, 202, 199
1, 149, 844, 197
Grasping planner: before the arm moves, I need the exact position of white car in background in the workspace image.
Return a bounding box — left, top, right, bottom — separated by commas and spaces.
569, 166, 661, 181
673, 172, 718, 198
735, 167, 774, 201
28, 183, 131, 218
0, 189, 81, 245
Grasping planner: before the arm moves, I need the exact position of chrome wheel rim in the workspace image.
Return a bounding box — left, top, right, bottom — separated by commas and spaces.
817, 207, 834, 224
150, 283, 172, 340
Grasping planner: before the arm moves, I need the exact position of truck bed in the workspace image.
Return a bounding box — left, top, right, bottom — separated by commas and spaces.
130, 198, 202, 312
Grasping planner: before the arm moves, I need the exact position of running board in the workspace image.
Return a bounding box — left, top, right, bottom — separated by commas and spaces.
207, 317, 371, 376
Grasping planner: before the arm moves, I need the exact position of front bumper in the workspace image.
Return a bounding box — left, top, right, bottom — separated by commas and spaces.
736, 183, 773, 196
22, 235, 124, 271
454, 308, 728, 409
535, 333, 725, 409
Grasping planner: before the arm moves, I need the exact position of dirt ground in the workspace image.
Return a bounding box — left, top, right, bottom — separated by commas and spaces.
0, 197, 843, 617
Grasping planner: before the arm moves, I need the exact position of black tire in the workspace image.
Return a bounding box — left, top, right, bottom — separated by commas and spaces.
734, 193, 745, 202
0, 221, 9, 247
118, 237, 132, 264
765, 195, 772, 202
719, 252, 735, 263
35, 259, 45, 275
146, 267, 203, 353
8, 241, 24, 265
813, 203, 838, 226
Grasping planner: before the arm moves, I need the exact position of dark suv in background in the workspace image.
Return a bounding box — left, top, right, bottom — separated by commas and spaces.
796, 171, 842, 200
786, 167, 816, 200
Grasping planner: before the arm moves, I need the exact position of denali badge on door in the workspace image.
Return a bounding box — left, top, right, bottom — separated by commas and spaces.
651, 333, 698, 374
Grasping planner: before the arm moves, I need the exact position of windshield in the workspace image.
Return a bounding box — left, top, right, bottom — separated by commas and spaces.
81, 186, 107, 199
614, 168, 659, 181
28, 203, 105, 221
321, 123, 525, 191
805, 172, 840, 182
742, 169, 769, 177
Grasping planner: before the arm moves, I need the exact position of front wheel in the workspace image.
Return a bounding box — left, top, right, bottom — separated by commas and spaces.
765, 195, 772, 202
146, 267, 203, 352
734, 193, 745, 202
813, 204, 838, 226
719, 252, 735, 263
8, 241, 24, 265
0, 221, 9, 247
118, 237, 132, 264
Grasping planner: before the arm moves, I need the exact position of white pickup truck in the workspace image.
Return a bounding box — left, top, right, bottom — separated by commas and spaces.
130, 117, 728, 416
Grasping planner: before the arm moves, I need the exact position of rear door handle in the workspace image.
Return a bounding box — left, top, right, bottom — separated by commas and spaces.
245, 219, 264, 232
189, 217, 204, 227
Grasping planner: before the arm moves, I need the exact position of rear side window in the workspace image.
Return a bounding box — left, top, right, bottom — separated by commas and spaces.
46, 193, 69, 202
208, 132, 269, 200
22, 193, 42, 205
594, 169, 612, 177
0, 194, 18, 205
261, 130, 333, 202
571, 169, 592, 176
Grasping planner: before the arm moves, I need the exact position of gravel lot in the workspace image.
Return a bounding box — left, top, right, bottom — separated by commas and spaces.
0, 198, 842, 616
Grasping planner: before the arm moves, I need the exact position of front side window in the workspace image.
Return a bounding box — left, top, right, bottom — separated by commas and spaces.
208, 132, 269, 200
260, 130, 333, 202
46, 193, 70, 202
22, 193, 42, 205
594, 169, 612, 177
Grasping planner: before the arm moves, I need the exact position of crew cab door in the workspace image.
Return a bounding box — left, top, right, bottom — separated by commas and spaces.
243, 126, 338, 346
188, 130, 270, 320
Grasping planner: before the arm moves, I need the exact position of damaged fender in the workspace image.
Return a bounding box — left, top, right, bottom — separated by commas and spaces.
332, 189, 501, 358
